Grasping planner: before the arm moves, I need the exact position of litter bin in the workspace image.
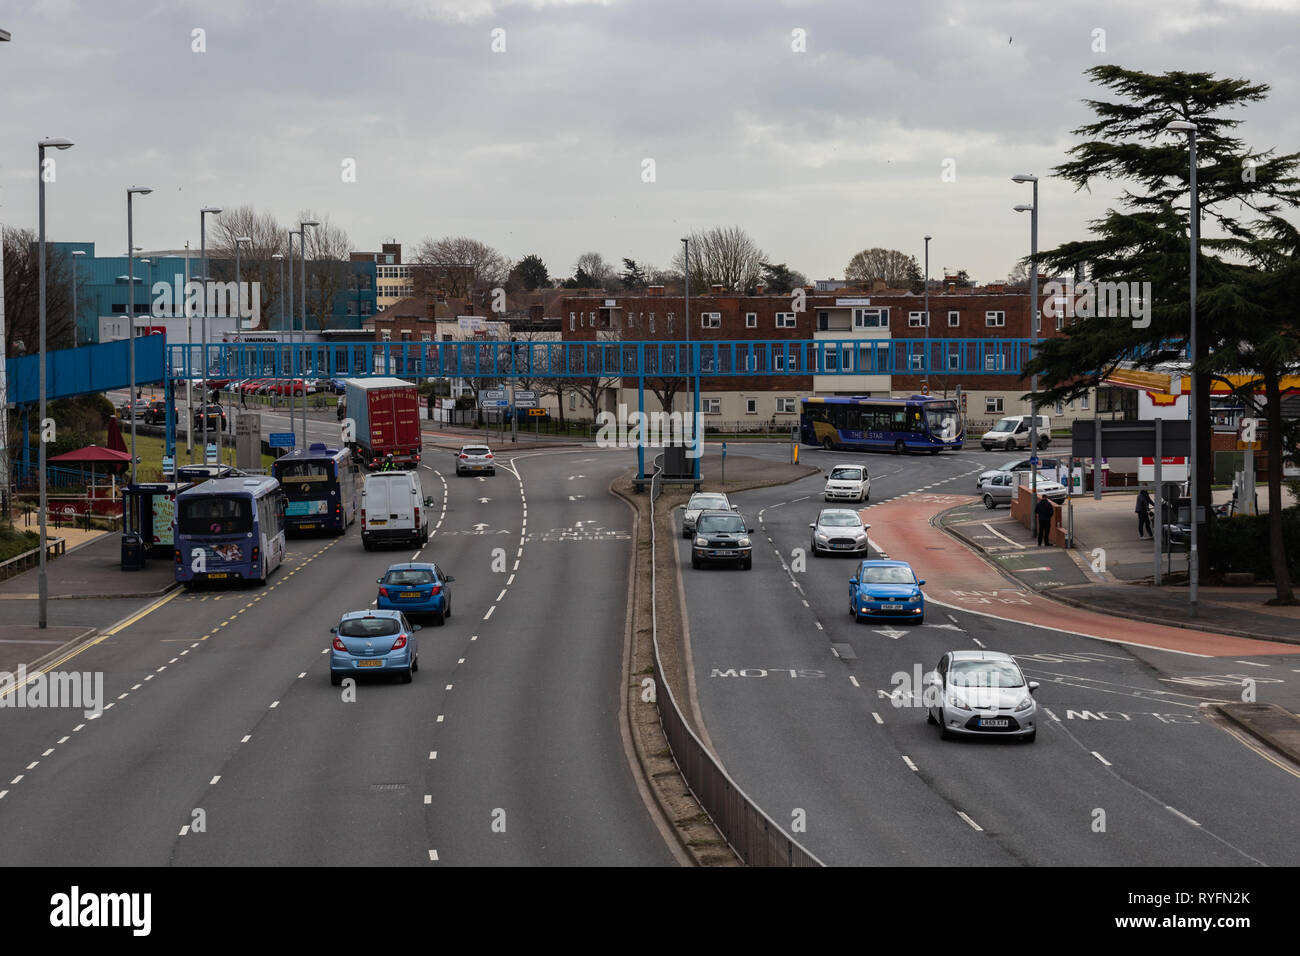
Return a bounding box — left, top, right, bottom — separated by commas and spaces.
121, 532, 147, 571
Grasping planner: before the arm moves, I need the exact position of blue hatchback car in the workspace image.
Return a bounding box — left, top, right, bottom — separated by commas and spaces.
848, 560, 926, 624
376, 563, 453, 625
330, 609, 420, 684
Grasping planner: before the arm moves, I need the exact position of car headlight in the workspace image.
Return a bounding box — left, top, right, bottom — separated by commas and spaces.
815, 532, 829, 541
907, 594, 921, 602
948, 693, 970, 711
738, 537, 751, 547
694, 537, 707, 547
1014, 696, 1034, 712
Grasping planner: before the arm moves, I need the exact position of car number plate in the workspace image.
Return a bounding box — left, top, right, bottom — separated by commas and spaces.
206, 572, 228, 579
357, 660, 382, 667
881, 603, 904, 610
298, 523, 316, 530
399, 591, 421, 598
370, 519, 387, 525
834, 543, 853, 549
978, 718, 1009, 727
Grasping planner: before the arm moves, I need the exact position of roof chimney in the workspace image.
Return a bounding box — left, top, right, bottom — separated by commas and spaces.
947, 281, 956, 293
755, 284, 765, 295
871, 278, 886, 293
710, 283, 724, 294
647, 284, 664, 296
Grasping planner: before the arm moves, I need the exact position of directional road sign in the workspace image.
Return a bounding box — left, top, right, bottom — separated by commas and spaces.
269, 432, 296, 448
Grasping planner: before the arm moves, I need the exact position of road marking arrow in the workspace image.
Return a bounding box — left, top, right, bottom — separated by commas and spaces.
478, 497, 491, 504
568, 474, 585, 480
926, 623, 964, 631
874, 628, 908, 640
568, 495, 585, 500
472, 523, 490, 532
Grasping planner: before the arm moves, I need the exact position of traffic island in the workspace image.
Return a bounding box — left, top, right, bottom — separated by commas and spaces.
612, 450, 821, 867
1215, 703, 1300, 764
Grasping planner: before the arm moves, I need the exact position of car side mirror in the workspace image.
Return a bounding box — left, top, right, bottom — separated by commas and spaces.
918, 580, 926, 586
809, 523, 816, 529
1028, 681, 1039, 695
849, 577, 858, 585
747, 527, 754, 534
425, 496, 435, 507
444, 575, 454, 582
377, 578, 383, 584
329, 626, 337, 634
927, 674, 943, 688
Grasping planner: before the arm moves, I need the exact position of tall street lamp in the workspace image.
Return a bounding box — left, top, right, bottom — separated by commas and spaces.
272, 252, 284, 330
70, 249, 85, 347
234, 235, 252, 332
681, 236, 698, 485
299, 219, 320, 448
1167, 119, 1200, 617
1013, 173, 1040, 500
126, 187, 153, 485
37, 137, 73, 629
199, 207, 222, 465
923, 234, 932, 394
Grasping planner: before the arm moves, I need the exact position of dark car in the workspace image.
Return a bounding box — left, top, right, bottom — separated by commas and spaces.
143, 400, 170, 425
193, 403, 227, 430
690, 509, 754, 570
117, 398, 149, 421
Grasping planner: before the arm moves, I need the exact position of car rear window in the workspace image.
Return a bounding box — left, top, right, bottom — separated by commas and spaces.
339, 617, 401, 637
463, 447, 490, 456
689, 495, 727, 510
386, 569, 434, 586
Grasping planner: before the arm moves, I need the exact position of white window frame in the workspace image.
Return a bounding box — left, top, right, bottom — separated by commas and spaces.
908, 354, 923, 370
1081, 394, 1090, 410
985, 310, 1006, 327
745, 353, 757, 371
984, 354, 1006, 371
985, 396, 1004, 414
1054, 401, 1064, 415
776, 397, 796, 414
908, 311, 929, 328
948, 310, 960, 328
649, 313, 655, 333
702, 398, 721, 415
746, 312, 757, 328
745, 398, 757, 415
853, 308, 888, 330
947, 353, 960, 371
775, 312, 796, 329
701, 312, 721, 329
774, 354, 786, 371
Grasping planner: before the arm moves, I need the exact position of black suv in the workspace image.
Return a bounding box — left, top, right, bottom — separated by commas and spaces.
143, 400, 170, 424
193, 403, 227, 430
690, 509, 754, 570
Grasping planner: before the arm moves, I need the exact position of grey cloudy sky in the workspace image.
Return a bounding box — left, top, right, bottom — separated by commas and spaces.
2, 0, 1298, 282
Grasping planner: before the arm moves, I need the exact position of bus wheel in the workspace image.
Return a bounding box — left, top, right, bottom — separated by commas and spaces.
894, 440, 906, 455
822, 437, 834, 451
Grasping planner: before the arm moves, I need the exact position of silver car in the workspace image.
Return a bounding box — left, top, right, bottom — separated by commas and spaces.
681, 492, 735, 537
809, 508, 870, 557
976, 457, 1063, 489
977, 471, 1067, 509
926, 650, 1039, 741
455, 444, 495, 476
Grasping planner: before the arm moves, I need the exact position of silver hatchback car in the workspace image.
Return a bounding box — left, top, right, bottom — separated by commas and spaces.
456, 444, 495, 476
926, 650, 1039, 741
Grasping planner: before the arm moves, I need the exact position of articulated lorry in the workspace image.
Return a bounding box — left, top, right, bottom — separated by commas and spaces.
341, 378, 422, 469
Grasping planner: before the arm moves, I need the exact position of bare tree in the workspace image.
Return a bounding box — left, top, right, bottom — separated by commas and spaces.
573, 252, 617, 290
413, 236, 511, 299
3, 227, 75, 354
297, 211, 353, 331
844, 247, 922, 289
209, 205, 286, 328
570, 328, 622, 421
670, 226, 766, 292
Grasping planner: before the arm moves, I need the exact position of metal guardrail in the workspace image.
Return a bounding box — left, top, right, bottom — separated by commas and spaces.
648, 455, 824, 866
0, 537, 66, 580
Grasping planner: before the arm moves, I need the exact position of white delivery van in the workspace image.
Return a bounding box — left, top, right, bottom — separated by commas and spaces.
980, 415, 1051, 452
361, 471, 432, 550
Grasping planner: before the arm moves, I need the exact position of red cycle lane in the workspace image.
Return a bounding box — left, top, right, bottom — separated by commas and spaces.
861, 493, 1294, 658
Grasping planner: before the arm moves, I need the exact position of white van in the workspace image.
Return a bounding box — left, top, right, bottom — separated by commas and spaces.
361, 471, 433, 550
980, 415, 1051, 452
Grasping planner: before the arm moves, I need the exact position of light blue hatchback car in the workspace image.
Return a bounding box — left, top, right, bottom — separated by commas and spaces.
330, 609, 420, 684
848, 560, 926, 624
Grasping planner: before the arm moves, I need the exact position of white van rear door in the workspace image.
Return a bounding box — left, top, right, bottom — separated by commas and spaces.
387, 476, 415, 527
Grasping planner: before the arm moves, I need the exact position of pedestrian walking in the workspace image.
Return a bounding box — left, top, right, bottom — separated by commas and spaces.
1034, 494, 1055, 547
1136, 488, 1153, 538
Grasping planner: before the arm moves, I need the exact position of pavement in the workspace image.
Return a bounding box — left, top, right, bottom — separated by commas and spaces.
938, 489, 1300, 646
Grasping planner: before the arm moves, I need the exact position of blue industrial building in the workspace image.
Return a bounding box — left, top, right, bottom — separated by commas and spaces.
51, 242, 377, 343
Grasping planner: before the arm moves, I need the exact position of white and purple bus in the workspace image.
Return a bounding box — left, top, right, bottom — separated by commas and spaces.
174, 476, 287, 587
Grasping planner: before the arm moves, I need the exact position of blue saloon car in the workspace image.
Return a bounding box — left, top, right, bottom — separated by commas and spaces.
330, 609, 421, 684
848, 560, 926, 624
376, 563, 453, 625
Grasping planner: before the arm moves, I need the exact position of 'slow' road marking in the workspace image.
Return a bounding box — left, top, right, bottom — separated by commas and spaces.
901, 756, 918, 772
957, 811, 983, 832
1091, 751, 1111, 767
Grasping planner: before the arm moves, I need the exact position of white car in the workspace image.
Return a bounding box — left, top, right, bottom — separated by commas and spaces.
681, 492, 735, 537
824, 464, 869, 503
978, 471, 1067, 509
980, 415, 1052, 452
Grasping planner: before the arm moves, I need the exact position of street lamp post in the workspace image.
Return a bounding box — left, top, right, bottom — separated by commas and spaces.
1013, 174, 1040, 502
923, 234, 932, 393
272, 253, 284, 329
299, 219, 320, 448
126, 187, 152, 486
681, 236, 699, 486
1168, 120, 1200, 617
287, 230, 300, 433
71, 249, 85, 348
235, 236, 252, 332
199, 207, 223, 467
38, 137, 74, 629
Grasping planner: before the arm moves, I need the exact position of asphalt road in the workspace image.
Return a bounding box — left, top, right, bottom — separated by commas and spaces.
679, 445, 1300, 866
0, 447, 673, 866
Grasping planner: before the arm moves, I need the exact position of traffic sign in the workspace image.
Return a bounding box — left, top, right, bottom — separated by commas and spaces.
527, 408, 546, 417
495, 400, 509, 407
722, 441, 727, 458
205, 443, 218, 465
514, 390, 537, 401
269, 433, 296, 448
1029, 455, 1039, 467
481, 388, 506, 401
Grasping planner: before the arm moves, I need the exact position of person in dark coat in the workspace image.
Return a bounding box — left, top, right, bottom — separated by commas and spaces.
1136, 488, 1153, 538
1034, 494, 1055, 547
